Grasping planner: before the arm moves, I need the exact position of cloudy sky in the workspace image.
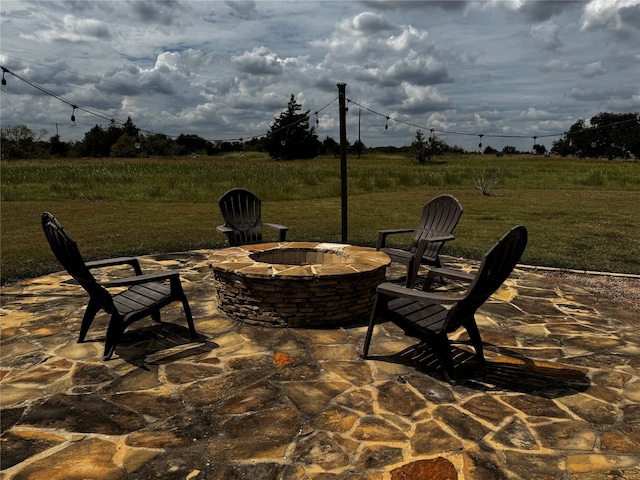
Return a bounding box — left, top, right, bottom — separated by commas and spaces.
1, 0, 639, 151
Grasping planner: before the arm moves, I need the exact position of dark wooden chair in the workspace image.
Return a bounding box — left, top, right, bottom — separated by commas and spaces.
42, 212, 197, 360
363, 225, 528, 382
216, 188, 288, 246
377, 194, 463, 287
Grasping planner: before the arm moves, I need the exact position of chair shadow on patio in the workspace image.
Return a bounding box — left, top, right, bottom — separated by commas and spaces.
111, 323, 219, 368
367, 341, 590, 398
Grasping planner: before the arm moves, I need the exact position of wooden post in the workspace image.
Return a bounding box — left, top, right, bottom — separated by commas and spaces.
337, 82, 348, 243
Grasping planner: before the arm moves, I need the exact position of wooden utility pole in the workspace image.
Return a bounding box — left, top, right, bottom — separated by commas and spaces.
337, 82, 348, 243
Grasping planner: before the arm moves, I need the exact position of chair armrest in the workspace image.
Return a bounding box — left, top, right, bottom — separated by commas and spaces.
377, 281, 460, 304
414, 234, 455, 260
216, 225, 233, 235
426, 267, 475, 283
377, 228, 415, 249
86, 257, 143, 276
418, 233, 455, 244
102, 271, 180, 287
264, 223, 288, 242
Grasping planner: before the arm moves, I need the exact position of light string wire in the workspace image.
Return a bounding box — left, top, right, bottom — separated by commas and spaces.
0, 64, 337, 144
347, 98, 640, 145
2, 63, 637, 147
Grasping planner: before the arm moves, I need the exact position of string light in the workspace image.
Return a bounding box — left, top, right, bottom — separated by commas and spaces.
1, 62, 636, 148
0, 63, 338, 145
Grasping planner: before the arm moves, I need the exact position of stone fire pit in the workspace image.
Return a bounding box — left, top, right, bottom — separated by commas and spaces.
209, 242, 390, 327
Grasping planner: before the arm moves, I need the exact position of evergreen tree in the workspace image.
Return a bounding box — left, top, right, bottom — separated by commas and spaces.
265, 94, 319, 160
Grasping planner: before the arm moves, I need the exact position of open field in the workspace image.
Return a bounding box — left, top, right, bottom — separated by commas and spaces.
2, 153, 639, 283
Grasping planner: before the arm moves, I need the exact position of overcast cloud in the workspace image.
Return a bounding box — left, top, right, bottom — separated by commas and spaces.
1, 0, 639, 151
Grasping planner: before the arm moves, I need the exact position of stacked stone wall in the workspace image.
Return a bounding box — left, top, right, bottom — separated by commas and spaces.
213, 267, 386, 327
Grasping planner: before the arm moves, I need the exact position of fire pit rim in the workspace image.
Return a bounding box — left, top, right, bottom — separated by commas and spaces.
209, 241, 390, 279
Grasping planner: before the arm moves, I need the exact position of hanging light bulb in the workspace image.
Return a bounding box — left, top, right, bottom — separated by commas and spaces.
1, 68, 7, 91
71, 106, 77, 126
478, 134, 484, 150
385, 117, 389, 130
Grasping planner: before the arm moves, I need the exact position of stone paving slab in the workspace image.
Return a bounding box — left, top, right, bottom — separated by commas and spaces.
1, 250, 639, 479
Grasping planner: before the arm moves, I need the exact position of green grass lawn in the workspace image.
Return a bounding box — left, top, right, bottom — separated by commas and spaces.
2, 152, 639, 283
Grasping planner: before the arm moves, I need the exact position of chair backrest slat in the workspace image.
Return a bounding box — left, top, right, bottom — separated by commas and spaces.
42, 212, 114, 313
219, 188, 264, 246
413, 194, 463, 259
447, 225, 528, 331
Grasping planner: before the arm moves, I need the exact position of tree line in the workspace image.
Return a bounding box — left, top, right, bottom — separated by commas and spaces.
1, 96, 638, 161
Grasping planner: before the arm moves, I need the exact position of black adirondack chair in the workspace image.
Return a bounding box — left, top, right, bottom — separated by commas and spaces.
42, 212, 197, 360
363, 225, 528, 382
377, 194, 463, 287
216, 188, 288, 247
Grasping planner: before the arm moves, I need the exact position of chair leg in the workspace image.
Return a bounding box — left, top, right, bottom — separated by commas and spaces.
151, 311, 162, 323
181, 297, 197, 339
405, 259, 416, 287
361, 296, 380, 358
431, 332, 456, 382
103, 315, 125, 360
79, 299, 101, 343
464, 317, 486, 366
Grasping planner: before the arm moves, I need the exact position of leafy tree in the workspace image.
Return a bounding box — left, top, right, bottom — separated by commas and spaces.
1, 124, 46, 159
74, 125, 110, 157
502, 146, 518, 155
532, 144, 547, 155
143, 133, 174, 157
552, 112, 639, 159
483, 145, 498, 155
265, 94, 319, 160
110, 134, 140, 158
175, 134, 213, 155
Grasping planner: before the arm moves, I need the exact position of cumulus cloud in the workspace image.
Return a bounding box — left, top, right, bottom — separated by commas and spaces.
582, 61, 607, 78
232, 46, 285, 75
1, 0, 638, 151
530, 20, 561, 50
580, 0, 640, 34
398, 83, 451, 113
315, 13, 450, 92
482, 0, 575, 21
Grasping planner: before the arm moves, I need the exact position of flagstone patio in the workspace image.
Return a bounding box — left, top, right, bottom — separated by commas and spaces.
1, 249, 639, 479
